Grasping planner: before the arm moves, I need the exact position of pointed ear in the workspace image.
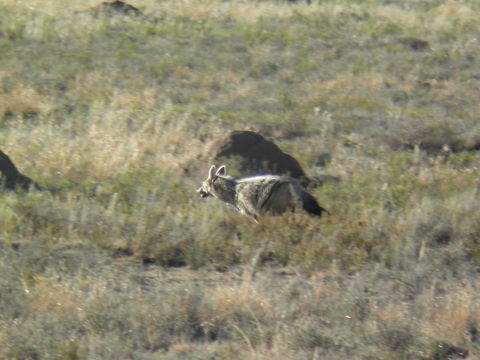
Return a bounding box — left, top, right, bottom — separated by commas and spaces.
208, 165, 216, 180
216, 165, 226, 177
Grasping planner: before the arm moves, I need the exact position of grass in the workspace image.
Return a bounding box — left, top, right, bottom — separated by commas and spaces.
1, 0, 480, 358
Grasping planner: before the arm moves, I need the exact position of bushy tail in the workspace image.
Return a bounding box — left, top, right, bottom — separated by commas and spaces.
301, 191, 327, 217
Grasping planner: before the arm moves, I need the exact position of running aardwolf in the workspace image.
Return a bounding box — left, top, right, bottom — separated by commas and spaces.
197, 165, 327, 221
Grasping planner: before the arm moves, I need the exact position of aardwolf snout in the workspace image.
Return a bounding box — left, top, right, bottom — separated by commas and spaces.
197, 187, 209, 198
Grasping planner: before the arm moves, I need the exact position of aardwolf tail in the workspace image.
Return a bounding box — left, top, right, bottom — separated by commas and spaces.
302, 191, 328, 217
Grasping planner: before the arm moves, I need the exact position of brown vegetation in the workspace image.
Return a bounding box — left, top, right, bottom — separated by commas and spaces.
1, 0, 480, 358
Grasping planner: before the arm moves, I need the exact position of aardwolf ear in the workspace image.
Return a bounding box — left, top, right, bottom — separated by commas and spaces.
208, 165, 216, 180
216, 165, 226, 177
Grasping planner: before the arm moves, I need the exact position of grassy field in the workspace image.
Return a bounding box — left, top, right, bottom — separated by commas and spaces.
1, 0, 480, 358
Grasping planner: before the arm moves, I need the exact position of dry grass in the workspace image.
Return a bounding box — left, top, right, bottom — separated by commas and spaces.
1, 0, 480, 358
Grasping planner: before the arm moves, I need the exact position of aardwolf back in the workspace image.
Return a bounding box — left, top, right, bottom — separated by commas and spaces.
197, 165, 326, 221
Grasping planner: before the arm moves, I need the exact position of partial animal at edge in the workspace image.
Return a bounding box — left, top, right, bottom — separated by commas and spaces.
0, 150, 41, 191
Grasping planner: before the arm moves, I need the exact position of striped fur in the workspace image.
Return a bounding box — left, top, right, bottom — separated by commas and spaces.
197, 165, 326, 221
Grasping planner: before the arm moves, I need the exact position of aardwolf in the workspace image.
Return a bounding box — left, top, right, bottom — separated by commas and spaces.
0, 150, 41, 191
197, 165, 326, 221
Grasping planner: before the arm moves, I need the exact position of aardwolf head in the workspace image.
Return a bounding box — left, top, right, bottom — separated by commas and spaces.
197, 165, 227, 198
